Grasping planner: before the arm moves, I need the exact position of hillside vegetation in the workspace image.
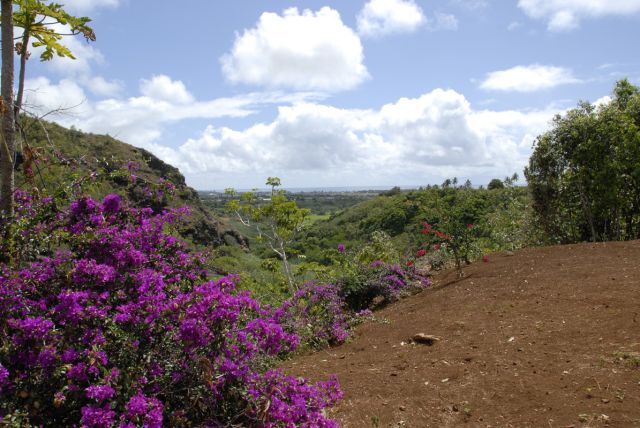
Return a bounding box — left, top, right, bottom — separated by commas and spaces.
15, 117, 239, 248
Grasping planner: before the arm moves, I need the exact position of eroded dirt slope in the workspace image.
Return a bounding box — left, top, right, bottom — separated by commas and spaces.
284, 241, 640, 427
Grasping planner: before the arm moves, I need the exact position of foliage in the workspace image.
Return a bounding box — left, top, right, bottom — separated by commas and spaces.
487, 178, 505, 190
12, 0, 95, 62
484, 174, 542, 251
274, 283, 351, 349
416, 219, 476, 277
12, 117, 227, 249
313, 238, 430, 312
297, 182, 534, 265
226, 178, 311, 294
339, 260, 430, 312
0, 192, 341, 427
525, 79, 640, 243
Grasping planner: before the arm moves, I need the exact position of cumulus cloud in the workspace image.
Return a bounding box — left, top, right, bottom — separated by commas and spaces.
23, 77, 91, 117
357, 0, 426, 37
518, 0, 640, 31
140, 75, 194, 104
81, 76, 123, 97
21, 23, 123, 100
158, 89, 558, 188
23, 75, 324, 149
480, 64, 580, 92
221, 7, 368, 91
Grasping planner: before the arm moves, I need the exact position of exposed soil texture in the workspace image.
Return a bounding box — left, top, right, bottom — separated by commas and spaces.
284, 241, 640, 427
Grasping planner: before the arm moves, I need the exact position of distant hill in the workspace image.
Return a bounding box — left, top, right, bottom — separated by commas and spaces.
15, 117, 245, 249
295, 185, 532, 261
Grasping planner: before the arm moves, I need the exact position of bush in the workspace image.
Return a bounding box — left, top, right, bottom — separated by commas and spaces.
275, 283, 351, 349
0, 193, 340, 427
339, 261, 430, 311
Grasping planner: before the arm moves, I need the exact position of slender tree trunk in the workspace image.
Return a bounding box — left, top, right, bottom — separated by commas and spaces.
1, 0, 16, 216
14, 29, 29, 119
279, 242, 295, 295
576, 178, 597, 242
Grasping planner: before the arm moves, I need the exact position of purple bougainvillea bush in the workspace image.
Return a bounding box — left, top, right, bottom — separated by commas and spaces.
275, 283, 351, 349
0, 192, 340, 427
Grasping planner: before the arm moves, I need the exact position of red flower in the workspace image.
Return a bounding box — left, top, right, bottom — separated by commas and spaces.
433, 244, 441, 251
406, 260, 414, 267
434, 230, 450, 240
467, 223, 474, 230
416, 249, 427, 257
482, 255, 489, 263
421, 222, 432, 234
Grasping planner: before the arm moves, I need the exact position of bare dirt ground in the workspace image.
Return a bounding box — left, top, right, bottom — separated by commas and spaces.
284, 241, 640, 427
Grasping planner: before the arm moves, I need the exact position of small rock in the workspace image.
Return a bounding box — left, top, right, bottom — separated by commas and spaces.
505, 251, 515, 256
412, 333, 440, 345
399, 405, 406, 411
601, 398, 610, 404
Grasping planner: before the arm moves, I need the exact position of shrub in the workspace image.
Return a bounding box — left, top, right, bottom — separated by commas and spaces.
0, 192, 340, 427
339, 261, 430, 311
275, 283, 351, 349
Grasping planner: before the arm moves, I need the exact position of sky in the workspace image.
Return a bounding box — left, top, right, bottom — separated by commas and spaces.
21, 0, 640, 190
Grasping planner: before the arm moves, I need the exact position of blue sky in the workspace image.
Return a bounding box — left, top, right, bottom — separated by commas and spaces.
23, 0, 640, 189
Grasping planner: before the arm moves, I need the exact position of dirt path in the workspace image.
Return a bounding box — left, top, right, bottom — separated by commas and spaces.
284, 241, 640, 427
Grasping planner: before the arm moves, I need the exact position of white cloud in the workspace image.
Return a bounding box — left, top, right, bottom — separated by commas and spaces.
22, 75, 324, 150
159, 89, 558, 188
480, 64, 580, 92
221, 7, 368, 91
518, 0, 640, 31
357, 0, 426, 37
593, 95, 612, 108
140, 75, 194, 104
23, 77, 91, 117
82, 76, 123, 97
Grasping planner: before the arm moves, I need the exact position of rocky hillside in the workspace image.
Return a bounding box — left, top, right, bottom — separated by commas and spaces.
15, 117, 244, 248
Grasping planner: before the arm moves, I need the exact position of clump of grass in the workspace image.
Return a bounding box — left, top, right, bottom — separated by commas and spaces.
613, 351, 640, 369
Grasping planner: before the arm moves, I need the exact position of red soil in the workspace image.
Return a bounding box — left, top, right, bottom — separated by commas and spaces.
284, 241, 640, 427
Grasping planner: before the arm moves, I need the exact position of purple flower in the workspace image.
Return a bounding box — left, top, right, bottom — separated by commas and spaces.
85, 385, 115, 402
0, 363, 9, 387
101, 194, 122, 214
80, 404, 116, 428
0, 192, 342, 427
337, 244, 345, 253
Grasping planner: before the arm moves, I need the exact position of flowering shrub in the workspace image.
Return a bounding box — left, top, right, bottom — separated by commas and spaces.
339, 261, 430, 311
419, 221, 480, 277
275, 283, 351, 349
0, 193, 341, 427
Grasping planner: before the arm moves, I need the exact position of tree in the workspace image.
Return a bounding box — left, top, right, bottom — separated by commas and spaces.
1, 0, 16, 216
525, 79, 640, 243
226, 178, 310, 294
0, 0, 94, 216
487, 178, 504, 190
13, 0, 95, 117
